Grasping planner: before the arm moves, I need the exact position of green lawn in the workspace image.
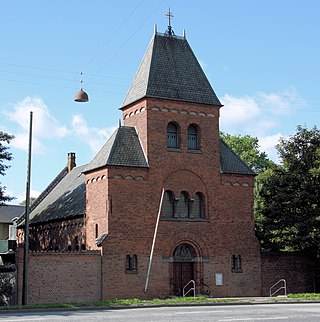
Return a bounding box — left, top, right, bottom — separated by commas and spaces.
1, 294, 320, 310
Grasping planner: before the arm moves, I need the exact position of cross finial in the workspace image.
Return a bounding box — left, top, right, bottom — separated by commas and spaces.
165, 7, 175, 35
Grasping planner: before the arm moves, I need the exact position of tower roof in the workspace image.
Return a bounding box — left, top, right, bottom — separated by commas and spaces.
121, 32, 222, 109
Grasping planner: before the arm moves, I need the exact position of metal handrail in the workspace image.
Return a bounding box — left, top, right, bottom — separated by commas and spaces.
183, 279, 195, 297
270, 279, 287, 297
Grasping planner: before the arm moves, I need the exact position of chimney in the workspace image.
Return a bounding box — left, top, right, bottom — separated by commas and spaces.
67, 152, 76, 172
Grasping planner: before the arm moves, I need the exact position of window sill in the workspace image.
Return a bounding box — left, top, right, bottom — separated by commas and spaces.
161, 217, 209, 222
231, 269, 243, 273
167, 148, 181, 152
188, 149, 202, 154
125, 270, 138, 274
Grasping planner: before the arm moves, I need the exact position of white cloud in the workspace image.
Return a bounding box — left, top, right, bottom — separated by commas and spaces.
14, 189, 41, 204
220, 90, 305, 164
5, 97, 68, 153
220, 94, 261, 127
258, 134, 282, 163
256, 89, 302, 116
71, 114, 116, 154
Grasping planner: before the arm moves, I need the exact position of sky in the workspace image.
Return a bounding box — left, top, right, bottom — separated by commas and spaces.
1, 0, 319, 204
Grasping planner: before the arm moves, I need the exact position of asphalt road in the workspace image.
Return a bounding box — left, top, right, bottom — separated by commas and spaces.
0, 303, 320, 322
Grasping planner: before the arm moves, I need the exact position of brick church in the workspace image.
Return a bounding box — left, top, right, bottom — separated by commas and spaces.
17, 24, 263, 300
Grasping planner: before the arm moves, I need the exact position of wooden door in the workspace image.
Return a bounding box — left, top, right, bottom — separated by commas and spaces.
172, 262, 194, 296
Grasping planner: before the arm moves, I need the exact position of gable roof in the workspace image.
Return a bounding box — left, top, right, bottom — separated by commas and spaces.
0, 205, 24, 223
121, 32, 222, 108
220, 139, 255, 175
27, 164, 86, 225
84, 126, 148, 173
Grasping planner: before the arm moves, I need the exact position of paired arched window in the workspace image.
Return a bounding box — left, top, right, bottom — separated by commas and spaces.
231, 254, 242, 272
162, 190, 205, 219
188, 124, 199, 150
167, 122, 200, 150
126, 254, 138, 272
167, 122, 179, 148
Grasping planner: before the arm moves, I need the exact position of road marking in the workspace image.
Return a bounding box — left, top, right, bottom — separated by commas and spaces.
175, 310, 227, 314
0, 319, 47, 322
219, 317, 289, 321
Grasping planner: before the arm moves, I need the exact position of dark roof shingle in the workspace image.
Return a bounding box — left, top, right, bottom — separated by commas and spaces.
121, 32, 222, 108
220, 139, 255, 175
84, 126, 148, 173
28, 165, 87, 224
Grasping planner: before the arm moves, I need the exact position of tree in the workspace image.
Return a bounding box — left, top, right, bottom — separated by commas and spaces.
258, 126, 320, 257
220, 132, 275, 173
0, 131, 15, 206
20, 197, 36, 206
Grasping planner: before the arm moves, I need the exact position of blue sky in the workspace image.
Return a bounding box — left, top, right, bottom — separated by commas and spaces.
1, 0, 319, 204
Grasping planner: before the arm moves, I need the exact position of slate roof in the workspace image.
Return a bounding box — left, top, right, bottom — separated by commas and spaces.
121, 32, 222, 108
0, 205, 24, 223
220, 139, 255, 175
84, 126, 148, 173
27, 164, 87, 225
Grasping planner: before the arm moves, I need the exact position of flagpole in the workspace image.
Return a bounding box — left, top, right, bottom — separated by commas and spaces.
144, 188, 165, 293
22, 111, 33, 305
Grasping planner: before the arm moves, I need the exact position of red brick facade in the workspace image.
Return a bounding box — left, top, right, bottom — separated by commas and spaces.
84, 97, 262, 299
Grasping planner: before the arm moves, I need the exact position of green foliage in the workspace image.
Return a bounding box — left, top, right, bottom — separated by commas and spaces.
257, 126, 320, 256
220, 132, 275, 173
287, 293, 320, 300
20, 197, 37, 206
0, 131, 15, 206
219, 132, 277, 242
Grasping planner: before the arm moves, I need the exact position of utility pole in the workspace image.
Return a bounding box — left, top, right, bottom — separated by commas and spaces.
22, 111, 33, 305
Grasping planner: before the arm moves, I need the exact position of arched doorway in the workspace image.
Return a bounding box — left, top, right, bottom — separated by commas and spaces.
172, 243, 196, 296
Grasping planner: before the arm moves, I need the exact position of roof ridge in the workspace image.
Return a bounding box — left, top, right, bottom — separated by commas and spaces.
17, 166, 69, 224
106, 127, 120, 164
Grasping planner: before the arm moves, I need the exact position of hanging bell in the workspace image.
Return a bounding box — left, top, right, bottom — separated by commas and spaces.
74, 88, 89, 102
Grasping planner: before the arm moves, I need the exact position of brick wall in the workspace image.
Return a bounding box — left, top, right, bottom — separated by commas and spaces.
261, 252, 315, 296
16, 247, 101, 305
87, 98, 263, 299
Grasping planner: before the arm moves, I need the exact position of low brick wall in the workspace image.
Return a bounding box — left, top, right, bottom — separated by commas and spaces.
261, 252, 315, 296
17, 249, 101, 305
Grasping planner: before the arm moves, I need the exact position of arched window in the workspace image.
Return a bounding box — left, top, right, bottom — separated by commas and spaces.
176, 192, 189, 218
191, 192, 205, 218
188, 124, 199, 150
173, 243, 194, 260
162, 190, 175, 217
167, 122, 179, 148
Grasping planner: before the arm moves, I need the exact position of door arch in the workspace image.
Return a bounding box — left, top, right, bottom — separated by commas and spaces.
172, 243, 196, 296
